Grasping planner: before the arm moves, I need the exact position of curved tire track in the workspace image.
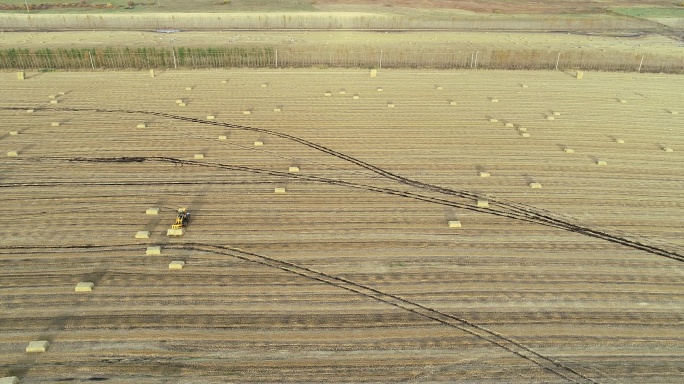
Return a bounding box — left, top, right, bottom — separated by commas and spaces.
7, 105, 678, 262
2, 106, 679, 381
0, 242, 598, 383
183, 243, 599, 384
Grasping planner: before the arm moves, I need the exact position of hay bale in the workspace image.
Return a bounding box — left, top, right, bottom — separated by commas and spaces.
377, 87, 383, 92
218, 135, 227, 141
448, 220, 462, 228
7, 151, 18, 157
517, 127, 527, 132
596, 160, 607, 166
193, 154, 204, 159
670, 111, 678, 115
288, 166, 300, 173
370, 69, 377, 78
17, 72, 25, 80
449, 101, 457, 105
387, 103, 394, 108
146, 207, 160, 215
261, 83, 268, 88
50, 100, 58, 104
521, 84, 528, 88
9, 131, 18, 136
0, 376, 19, 384
221, 80, 227, 84
26, 341, 49, 353
135, 231, 150, 239
149, 69, 155, 77
48, 95, 56, 99
178, 102, 186, 107
26, 109, 33, 113
207, 115, 215, 120
553, 111, 561, 116
339, 90, 346, 94
353, 95, 360, 100
619, 99, 627, 103
615, 138, 625, 144
243, 110, 251, 115
274, 187, 286, 194
576, 71, 584, 79
564, 148, 574, 154
324, 92, 332, 97
58, 92, 65, 95
254, 141, 264, 146
175, 99, 183, 104
146, 246, 161, 256
546, 116, 555, 120
136, 123, 146, 128
75, 282, 94, 292
436, 86, 444, 90
490, 98, 498, 103
489, 118, 498, 123
529, 182, 542, 188
663, 147, 674, 152
477, 199, 489, 208
479, 171, 490, 178
167, 228, 184, 236
169, 261, 185, 270
185, 87, 192, 91
505, 122, 514, 127
273, 107, 282, 112
521, 133, 530, 138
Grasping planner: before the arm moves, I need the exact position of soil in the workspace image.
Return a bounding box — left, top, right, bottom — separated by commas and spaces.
1, 68, 682, 382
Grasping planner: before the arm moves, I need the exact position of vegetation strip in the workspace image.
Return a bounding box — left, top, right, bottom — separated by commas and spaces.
1, 46, 681, 73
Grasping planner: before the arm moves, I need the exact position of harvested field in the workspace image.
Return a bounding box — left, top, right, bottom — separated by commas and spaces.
0, 69, 683, 383
0, 10, 660, 31
317, 1, 681, 15
2, 30, 681, 57
0, 0, 679, 15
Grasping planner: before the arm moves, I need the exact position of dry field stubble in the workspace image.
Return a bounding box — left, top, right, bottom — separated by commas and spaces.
0, 69, 683, 383
0, 9, 662, 31
2, 0, 680, 15
3, 30, 682, 57
315, 0, 680, 15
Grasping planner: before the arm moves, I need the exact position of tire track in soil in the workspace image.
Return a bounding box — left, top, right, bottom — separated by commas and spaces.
3, 106, 680, 382
12, 154, 663, 261
0, 242, 598, 384
180, 243, 601, 384
2, 155, 588, 234
3, 106, 680, 263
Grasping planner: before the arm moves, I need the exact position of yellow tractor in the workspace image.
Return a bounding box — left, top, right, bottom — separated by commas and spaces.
167, 208, 190, 236
172, 208, 190, 229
